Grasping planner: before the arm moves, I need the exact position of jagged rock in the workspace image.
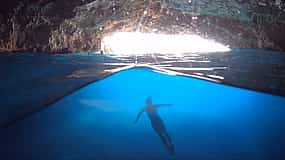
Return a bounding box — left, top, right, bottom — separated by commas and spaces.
0, 0, 285, 53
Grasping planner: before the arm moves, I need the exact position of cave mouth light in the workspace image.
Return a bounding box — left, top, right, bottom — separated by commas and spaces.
101, 32, 230, 55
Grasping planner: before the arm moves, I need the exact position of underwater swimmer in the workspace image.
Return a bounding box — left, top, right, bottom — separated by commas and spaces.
134, 97, 175, 155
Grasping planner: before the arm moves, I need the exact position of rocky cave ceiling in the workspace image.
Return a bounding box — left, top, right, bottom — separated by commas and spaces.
0, 0, 285, 53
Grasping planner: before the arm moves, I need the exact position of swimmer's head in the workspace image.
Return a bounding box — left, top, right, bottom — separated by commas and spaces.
146, 96, 152, 105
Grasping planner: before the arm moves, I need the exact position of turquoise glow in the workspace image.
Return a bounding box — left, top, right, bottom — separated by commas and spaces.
1, 68, 285, 159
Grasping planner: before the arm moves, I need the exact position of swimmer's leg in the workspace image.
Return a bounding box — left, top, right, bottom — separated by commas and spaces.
164, 132, 173, 146
158, 132, 175, 155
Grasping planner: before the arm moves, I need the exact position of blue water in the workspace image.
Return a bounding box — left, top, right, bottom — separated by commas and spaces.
1, 68, 285, 160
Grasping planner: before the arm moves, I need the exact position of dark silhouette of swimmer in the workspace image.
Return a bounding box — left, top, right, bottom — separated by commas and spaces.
134, 97, 175, 155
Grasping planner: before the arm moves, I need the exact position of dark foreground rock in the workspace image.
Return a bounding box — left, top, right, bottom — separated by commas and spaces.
0, 52, 127, 127
1, 50, 285, 127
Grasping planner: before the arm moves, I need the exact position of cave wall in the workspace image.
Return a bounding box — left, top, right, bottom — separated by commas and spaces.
0, 0, 285, 53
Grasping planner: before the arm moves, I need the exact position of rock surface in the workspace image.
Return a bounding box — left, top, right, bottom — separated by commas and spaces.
1, 0, 285, 53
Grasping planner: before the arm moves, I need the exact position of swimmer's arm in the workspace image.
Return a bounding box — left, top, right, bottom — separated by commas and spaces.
154, 104, 173, 107
134, 108, 145, 124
